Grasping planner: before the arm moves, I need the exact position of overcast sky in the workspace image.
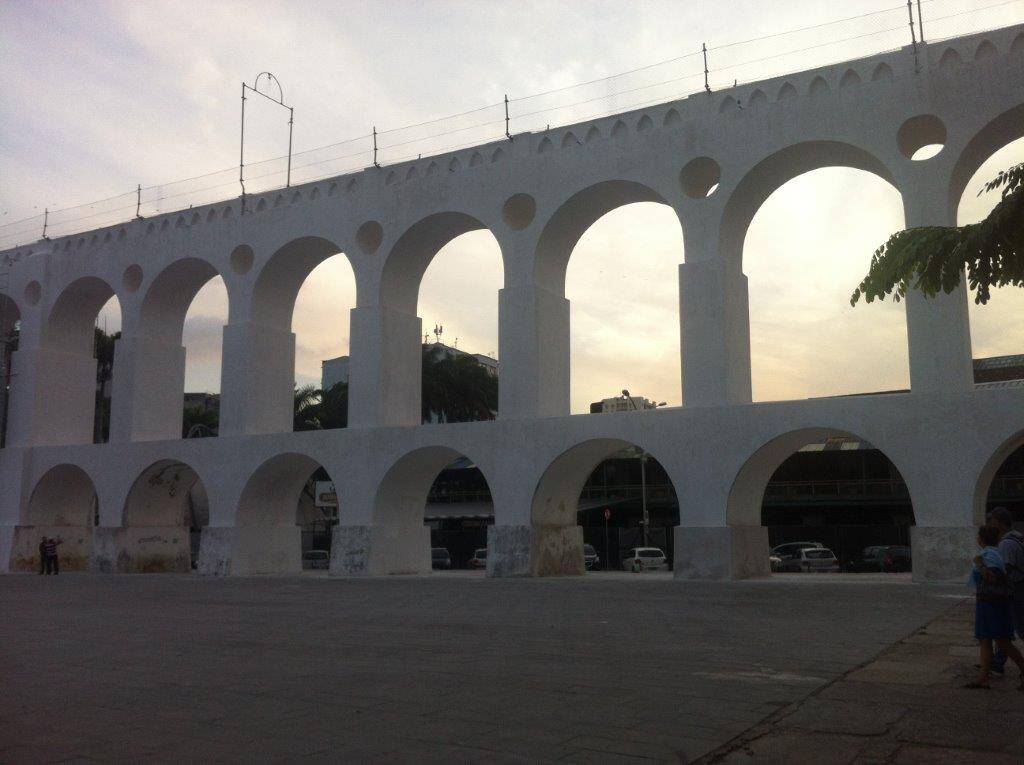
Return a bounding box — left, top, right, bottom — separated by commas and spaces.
1, 0, 1021, 411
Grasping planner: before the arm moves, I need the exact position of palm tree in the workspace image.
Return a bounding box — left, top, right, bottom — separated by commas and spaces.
421, 346, 498, 423
293, 385, 322, 431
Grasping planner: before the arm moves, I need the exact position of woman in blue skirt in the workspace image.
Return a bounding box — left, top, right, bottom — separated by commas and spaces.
966, 525, 1024, 689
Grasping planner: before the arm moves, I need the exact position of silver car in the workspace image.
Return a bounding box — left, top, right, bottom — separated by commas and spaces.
798, 547, 840, 573
621, 547, 668, 571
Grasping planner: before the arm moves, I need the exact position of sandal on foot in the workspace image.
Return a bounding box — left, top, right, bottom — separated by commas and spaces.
963, 681, 990, 689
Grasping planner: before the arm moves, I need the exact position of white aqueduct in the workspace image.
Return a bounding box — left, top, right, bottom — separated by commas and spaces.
1, 26, 1023, 580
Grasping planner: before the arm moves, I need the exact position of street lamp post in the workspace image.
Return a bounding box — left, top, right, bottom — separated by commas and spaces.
621, 389, 650, 547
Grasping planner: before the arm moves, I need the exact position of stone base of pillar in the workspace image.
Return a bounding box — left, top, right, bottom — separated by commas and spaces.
330, 525, 431, 576
197, 526, 234, 576
487, 524, 584, 577
911, 526, 976, 582
673, 525, 770, 580
231, 525, 302, 576
119, 526, 192, 573
90, 527, 121, 573
0, 526, 15, 572
7, 525, 92, 572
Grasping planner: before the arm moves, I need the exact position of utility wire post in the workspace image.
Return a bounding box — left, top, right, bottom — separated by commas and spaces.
907, 1, 920, 74
239, 72, 294, 205
702, 43, 711, 93
504, 94, 512, 140
917, 0, 925, 44
373, 127, 380, 168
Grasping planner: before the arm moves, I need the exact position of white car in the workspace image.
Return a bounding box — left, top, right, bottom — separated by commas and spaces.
798, 547, 840, 573
621, 547, 668, 571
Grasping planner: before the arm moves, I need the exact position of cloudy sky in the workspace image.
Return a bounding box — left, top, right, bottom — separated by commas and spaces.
1, 0, 1021, 412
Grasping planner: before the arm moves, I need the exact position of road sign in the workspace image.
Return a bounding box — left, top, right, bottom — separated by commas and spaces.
603, 508, 611, 521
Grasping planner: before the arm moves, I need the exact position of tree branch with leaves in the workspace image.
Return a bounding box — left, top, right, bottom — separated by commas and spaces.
851, 162, 1023, 306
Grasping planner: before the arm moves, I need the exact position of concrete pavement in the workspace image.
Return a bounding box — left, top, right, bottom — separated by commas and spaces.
0, 573, 980, 763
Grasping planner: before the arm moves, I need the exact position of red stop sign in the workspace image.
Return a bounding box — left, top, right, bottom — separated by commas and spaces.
603, 508, 611, 521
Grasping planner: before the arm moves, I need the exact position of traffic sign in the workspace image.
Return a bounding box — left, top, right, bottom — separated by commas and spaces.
603, 508, 611, 521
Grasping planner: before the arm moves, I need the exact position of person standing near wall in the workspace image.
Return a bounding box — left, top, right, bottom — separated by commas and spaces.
42, 537, 62, 575
989, 507, 1024, 675
38, 537, 47, 575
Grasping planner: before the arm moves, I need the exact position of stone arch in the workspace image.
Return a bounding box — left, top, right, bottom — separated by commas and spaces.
808, 76, 829, 96
636, 114, 653, 132
538, 137, 553, 154
139, 257, 225, 343
727, 427, 915, 528
469, 151, 483, 167
232, 451, 331, 575
534, 179, 678, 294
370, 445, 495, 575
1012, 32, 1024, 52
839, 69, 861, 88
949, 103, 1024, 215
561, 131, 578, 149
12, 464, 97, 571
585, 125, 601, 142
119, 458, 205, 572
974, 39, 997, 60
718, 96, 738, 113
406, 166, 418, 181
379, 211, 502, 315
748, 90, 768, 108
491, 147, 506, 163
46, 275, 118, 352
611, 120, 628, 138
939, 48, 962, 71
973, 429, 1024, 525
251, 236, 353, 331
777, 82, 798, 101
719, 140, 897, 268
868, 62, 892, 81
664, 108, 682, 126
528, 438, 680, 576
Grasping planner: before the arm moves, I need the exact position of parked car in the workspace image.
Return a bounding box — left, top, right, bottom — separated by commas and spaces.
621, 547, 668, 571
797, 547, 840, 573
583, 544, 599, 570
468, 548, 487, 569
770, 542, 826, 572
302, 549, 329, 570
431, 547, 452, 570
846, 545, 912, 573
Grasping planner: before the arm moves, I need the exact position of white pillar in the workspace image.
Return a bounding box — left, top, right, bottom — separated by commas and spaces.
347, 305, 421, 428
679, 259, 752, 407
218, 321, 296, 437
5, 344, 96, 446
901, 180, 973, 394
498, 284, 569, 419
109, 335, 187, 442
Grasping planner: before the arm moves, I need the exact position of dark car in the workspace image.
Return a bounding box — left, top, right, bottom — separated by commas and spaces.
847, 545, 912, 573
431, 547, 452, 570
302, 549, 330, 570
583, 544, 599, 570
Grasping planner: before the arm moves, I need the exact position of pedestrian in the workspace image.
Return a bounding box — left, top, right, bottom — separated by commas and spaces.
965, 524, 1024, 689
42, 536, 62, 575
989, 507, 1024, 675
38, 537, 48, 575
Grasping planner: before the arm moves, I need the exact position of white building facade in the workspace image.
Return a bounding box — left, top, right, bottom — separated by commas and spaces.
0, 27, 1022, 580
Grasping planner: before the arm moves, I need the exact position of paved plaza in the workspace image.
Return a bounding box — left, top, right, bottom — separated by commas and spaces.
0, 573, 1014, 763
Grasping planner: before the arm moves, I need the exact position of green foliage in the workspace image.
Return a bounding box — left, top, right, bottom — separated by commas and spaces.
182, 405, 218, 438
421, 346, 498, 424
292, 381, 348, 431
851, 162, 1024, 306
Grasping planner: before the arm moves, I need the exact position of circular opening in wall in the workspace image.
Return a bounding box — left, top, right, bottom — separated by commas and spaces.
680, 157, 722, 198
122, 264, 143, 293
24, 280, 41, 306
229, 244, 254, 274
502, 193, 537, 230
897, 114, 947, 160
356, 220, 383, 254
